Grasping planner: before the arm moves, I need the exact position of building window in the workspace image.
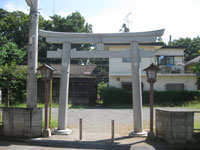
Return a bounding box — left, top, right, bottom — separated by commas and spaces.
157, 56, 174, 65
121, 82, 144, 91
122, 82, 132, 91
166, 83, 184, 91
122, 58, 131, 63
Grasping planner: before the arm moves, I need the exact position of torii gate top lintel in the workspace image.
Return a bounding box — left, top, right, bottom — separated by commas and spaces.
39, 29, 164, 44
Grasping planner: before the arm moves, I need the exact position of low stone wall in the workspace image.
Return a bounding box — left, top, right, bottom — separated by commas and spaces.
1, 107, 42, 138
156, 109, 198, 144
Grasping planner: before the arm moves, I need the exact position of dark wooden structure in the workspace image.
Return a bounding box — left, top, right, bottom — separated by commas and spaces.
38, 64, 98, 105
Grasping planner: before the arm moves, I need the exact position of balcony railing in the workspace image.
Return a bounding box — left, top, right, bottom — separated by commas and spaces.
159, 65, 184, 74
110, 62, 195, 75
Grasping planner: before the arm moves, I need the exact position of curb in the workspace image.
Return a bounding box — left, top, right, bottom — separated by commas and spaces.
28, 138, 200, 150
29, 139, 109, 149
0, 136, 200, 150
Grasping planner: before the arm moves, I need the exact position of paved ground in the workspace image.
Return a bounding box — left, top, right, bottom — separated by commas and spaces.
1, 107, 199, 150
0, 140, 100, 150
51, 107, 199, 137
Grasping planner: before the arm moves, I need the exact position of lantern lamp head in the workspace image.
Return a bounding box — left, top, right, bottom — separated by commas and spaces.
143, 63, 161, 83
37, 64, 55, 80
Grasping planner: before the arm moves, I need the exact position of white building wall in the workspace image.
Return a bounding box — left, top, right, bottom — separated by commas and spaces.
156, 48, 184, 56
142, 75, 197, 91
109, 75, 197, 91
109, 58, 131, 75
107, 44, 197, 91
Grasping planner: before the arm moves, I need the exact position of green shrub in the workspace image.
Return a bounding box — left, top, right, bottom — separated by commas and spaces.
100, 86, 200, 106
143, 91, 200, 106
100, 86, 132, 106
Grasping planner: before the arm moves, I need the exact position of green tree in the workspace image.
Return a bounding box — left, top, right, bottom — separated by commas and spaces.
0, 63, 27, 105
0, 42, 27, 105
171, 36, 200, 62
0, 9, 93, 58
0, 9, 29, 50
192, 61, 200, 86
0, 42, 26, 65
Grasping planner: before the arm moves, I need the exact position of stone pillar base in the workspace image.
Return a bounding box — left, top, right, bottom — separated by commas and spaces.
43, 128, 51, 137
129, 131, 147, 137
52, 128, 72, 135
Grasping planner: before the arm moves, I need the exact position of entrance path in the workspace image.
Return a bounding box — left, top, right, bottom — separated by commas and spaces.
51, 107, 199, 137
34, 107, 199, 149
1, 107, 199, 150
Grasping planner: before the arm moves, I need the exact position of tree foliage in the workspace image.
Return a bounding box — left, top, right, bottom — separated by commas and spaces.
0, 42, 26, 66
0, 9, 29, 50
0, 42, 27, 104
192, 61, 200, 85
171, 36, 200, 62
0, 9, 93, 58
0, 9, 93, 104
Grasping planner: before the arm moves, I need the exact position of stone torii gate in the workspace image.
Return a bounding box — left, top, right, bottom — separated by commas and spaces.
40, 29, 164, 135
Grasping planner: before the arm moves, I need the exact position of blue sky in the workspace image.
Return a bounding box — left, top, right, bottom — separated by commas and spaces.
1, 0, 200, 42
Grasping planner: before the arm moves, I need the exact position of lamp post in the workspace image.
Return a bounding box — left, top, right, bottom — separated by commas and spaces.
37, 64, 54, 137
143, 63, 160, 139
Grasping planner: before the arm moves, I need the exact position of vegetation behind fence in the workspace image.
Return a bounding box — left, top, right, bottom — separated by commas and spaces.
100, 86, 200, 106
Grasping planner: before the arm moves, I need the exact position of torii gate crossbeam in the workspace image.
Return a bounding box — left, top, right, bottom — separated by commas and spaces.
39, 29, 164, 135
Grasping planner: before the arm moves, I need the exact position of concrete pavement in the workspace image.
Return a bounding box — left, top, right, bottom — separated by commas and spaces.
1, 108, 200, 149
1, 128, 198, 150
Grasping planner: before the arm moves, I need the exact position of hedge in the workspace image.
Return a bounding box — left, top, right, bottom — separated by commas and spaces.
100, 86, 200, 106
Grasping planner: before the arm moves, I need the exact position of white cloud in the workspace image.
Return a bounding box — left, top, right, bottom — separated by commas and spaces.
4, 2, 29, 14
87, 0, 200, 42
3, 2, 50, 20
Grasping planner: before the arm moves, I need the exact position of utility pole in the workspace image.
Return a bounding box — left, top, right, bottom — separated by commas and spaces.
26, 0, 39, 108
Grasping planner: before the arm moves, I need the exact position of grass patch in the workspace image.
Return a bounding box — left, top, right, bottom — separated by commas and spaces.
1, 103, 88, 109
0, 103, 59, 108
181, 101, 200, 108
42, 120, 58, 129
104, 104, 132, 109
68, 104, 89, 109
194, 121, 200, 129
1, 100, 200, 109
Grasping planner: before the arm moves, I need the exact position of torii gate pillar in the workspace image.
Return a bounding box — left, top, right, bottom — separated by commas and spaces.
55, 42, 72, 134
130, 42, 145, 135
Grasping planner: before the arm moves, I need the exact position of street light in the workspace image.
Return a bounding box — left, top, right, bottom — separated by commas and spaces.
37, 64, 54, 137
143, 63, 161, 139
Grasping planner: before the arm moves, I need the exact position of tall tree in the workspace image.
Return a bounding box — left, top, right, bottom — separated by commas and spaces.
171, 36, 200, 62
0, 9, 93, 58
0, 9, 29, 50
0, 42, 27, 105
0, 42, 26, 66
